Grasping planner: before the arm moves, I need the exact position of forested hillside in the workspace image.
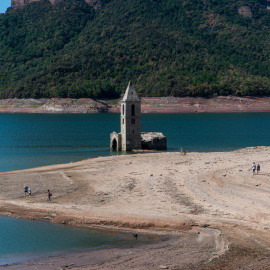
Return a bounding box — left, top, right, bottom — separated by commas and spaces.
0, 0, 270, 98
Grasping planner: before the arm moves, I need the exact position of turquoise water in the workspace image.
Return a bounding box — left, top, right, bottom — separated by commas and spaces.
0, 216, 152, 265
0, 112, 270, 264
0, 113, 270, 172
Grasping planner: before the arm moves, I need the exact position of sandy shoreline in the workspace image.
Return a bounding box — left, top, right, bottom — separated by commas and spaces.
2, 147, 270, 269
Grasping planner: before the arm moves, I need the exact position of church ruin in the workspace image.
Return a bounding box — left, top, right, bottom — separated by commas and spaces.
110, 82, 167, 151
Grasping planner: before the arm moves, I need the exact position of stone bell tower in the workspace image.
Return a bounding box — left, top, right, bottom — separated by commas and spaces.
120, 81, 141, 151
110, 82, 167, 151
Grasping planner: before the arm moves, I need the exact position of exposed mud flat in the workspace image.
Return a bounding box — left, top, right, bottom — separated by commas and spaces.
2, 147, 270, 269
0, 96, 270, 113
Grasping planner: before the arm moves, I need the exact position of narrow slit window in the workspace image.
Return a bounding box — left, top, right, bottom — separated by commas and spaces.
131, 104, 135, 116
122, 105, 125, 115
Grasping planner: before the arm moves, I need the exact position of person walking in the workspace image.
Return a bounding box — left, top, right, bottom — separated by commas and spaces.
28, 187, 31, 197
24, 185, 28, 196
47, 189, 52, 202
257, 164, 260, 174
252, 162, 256, 175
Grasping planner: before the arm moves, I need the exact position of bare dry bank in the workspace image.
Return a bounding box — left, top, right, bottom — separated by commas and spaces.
1, 96, 270, 114
2, 147, 270, 269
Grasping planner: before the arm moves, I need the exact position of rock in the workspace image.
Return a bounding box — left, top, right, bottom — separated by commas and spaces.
11, 0, 101, 10
238, 6, 252, 18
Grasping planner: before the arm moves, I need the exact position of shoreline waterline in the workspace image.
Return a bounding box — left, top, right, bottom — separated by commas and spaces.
2, 147, 270, 268
1, 112, 270, 172
0, 215, 164, 267
1, 96, 270, 114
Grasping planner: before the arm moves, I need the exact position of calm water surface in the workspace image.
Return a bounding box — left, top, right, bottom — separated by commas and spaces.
0, 112, 270, 263
0, 113, 270, 172
0, 216, 152, 265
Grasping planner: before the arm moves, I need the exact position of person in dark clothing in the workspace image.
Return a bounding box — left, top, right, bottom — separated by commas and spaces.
24, 185, 28, 196
47, 189, 52, 202
257, 164, 260, 174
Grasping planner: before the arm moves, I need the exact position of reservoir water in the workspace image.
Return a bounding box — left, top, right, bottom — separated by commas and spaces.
1, 112, 270, 264
0, 216, 152, 265
0, 113, 270, 172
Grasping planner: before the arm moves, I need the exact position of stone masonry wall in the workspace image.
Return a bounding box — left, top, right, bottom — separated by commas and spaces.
141, 132, 167, 150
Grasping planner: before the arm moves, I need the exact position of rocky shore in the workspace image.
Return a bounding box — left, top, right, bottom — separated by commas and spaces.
0, 96, 270, 114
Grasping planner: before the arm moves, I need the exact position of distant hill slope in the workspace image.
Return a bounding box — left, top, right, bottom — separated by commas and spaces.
0, 0, 270, 98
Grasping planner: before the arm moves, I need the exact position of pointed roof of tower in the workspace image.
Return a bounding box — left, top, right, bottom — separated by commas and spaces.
122, 81, 140, 102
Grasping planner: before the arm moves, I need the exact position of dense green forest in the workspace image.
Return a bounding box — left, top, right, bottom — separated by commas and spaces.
0, 0, 270, 98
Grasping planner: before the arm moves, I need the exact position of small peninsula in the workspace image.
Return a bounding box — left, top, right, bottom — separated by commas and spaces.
1, 147, 270, 269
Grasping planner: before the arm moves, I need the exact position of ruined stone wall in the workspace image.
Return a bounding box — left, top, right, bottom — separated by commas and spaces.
141, 132, 167, 150
110, 132, 122, 151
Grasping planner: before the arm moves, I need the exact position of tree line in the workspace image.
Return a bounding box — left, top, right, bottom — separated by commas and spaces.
0, 0, 270, 99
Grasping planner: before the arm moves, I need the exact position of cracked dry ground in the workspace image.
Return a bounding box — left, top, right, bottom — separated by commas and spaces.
2, 147, 270, 269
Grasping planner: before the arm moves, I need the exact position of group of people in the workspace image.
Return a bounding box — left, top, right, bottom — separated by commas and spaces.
252, 162, 260, 175
24, 185, 31, 197
24, 185, 52, 202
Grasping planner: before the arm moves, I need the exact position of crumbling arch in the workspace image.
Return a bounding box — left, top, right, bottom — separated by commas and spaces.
112, 138, 117, 150
110, 131, 122, 151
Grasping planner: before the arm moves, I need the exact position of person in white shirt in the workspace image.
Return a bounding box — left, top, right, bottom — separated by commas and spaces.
252, 162, 256, 175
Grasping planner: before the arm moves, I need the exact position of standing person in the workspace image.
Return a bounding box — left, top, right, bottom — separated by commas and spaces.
47, 189, 52, 202
257, 163, 260, 174
28, 187, 31, 197
24, 185, 28, 196
252, 162, 256, 175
